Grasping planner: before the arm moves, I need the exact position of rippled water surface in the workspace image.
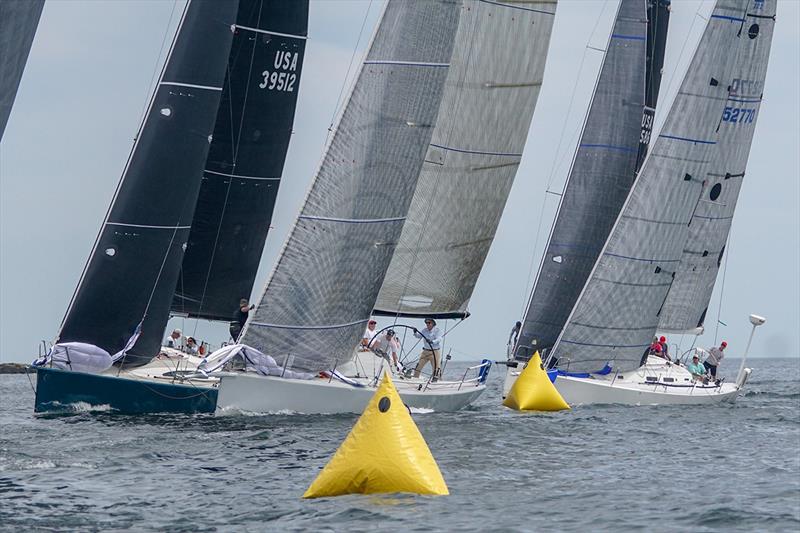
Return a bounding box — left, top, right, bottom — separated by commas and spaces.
2, 359, 798, 531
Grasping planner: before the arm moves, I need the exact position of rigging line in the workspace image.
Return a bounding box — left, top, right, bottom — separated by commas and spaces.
714, 226, 732, 344
519, 0, 610, 316
326, 0, 373, 142
659, 3, 704, 127
393, 3, 481, 323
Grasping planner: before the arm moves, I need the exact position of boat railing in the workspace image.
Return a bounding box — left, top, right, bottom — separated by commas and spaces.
457, 360, 492, 391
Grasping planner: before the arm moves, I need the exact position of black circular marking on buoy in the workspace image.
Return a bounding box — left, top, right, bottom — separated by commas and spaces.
378, 396, 391, 412
748, 24, 759, 39
709, 183, 722, 201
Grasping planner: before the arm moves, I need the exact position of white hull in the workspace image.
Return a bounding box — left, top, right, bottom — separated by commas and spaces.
216, 372, 486, 414
502, 357, 748, 406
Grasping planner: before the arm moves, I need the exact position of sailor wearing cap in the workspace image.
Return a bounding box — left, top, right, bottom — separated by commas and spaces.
686, 352, 706, 380
704, 341, 727, 377
413, 318, 443, 380
361, 319, 378, 348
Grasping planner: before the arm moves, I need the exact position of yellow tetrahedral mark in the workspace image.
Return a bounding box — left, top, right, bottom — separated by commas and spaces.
303, 373, 448, 498
503, 351, 570, 411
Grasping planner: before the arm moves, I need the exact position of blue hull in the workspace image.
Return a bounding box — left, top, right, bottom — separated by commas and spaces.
34, 367, 218, 414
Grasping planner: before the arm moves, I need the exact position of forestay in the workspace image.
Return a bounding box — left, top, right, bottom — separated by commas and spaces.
57, 1, 238, 366
0, 0, 44, 141
173, 0, 309, 322
658, 0, 775, 331
241, 0, 461, 372
551, 0, 773, 373
517, 0, 659, 358
373, 0, 557, 319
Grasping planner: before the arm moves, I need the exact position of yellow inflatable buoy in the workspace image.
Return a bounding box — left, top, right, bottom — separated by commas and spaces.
303, 373, 449, 498
503, 351, 570, 411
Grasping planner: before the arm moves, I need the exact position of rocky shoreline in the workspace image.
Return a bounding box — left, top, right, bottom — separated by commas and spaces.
0, 363, 34, 374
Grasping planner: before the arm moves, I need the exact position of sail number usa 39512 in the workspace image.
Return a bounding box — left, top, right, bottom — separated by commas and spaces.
259, 51, 299, 92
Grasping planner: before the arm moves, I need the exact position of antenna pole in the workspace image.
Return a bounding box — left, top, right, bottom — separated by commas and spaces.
737, 314, 765, 384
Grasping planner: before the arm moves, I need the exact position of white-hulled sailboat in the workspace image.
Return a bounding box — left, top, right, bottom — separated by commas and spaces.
503, 0, 776, 406
206, 0, 559, 414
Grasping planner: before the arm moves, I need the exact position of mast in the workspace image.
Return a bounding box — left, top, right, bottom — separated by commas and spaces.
57, 1, 239, 366
549, 0, 776, 373
516, 0, 663, 359
240, 0, 461, 373
0, 0, 45, 141
172, 0, 309, 322
373, 0, 558, 320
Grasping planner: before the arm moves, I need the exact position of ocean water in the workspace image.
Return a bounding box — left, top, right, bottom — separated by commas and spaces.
1, 358, 798, 532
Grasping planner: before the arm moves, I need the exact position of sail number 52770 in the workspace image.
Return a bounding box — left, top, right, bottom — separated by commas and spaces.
259, 51, 299, 92
722, 106, 756, 124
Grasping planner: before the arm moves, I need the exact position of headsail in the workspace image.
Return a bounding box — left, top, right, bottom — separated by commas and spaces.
57, 1, 239, 366
241, 0, 461, 372
0, 0, 45, 141
517, 0, 667, 358
551, 0, 776, 372
372, 0, 557, 319
657, 0, 775, 332
172, 0, 309, 321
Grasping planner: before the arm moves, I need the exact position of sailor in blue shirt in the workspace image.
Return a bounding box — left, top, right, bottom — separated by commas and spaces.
686, 354, 706, 380
413, 318, 443, 380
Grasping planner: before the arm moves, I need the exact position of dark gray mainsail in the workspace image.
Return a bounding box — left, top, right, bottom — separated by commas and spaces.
657, 1, 775, 332
57, 1, 239, 366
550, 0, 776, 373
516, 0, 667, 359
172, 0, 308, 322
241, 0, 461, 372
372, 0, 557, 320
0, 0, 45, 141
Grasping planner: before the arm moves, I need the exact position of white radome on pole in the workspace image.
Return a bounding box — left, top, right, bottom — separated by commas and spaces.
737, 314, 766, 386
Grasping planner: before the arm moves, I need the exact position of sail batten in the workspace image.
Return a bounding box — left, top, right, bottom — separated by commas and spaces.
374, 0, 557, 319
551, 0, 776, 372
241, 0, 462, 372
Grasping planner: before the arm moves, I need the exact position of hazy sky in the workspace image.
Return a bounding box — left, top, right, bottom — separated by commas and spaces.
1, 0, 798, 364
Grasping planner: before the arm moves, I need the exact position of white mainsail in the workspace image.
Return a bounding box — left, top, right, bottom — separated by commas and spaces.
551, 0, 776, 373
241, 0, 461, 372
373, 0, 557, 319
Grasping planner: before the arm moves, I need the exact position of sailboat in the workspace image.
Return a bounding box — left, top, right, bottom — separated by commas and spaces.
0, 0, 45, 141
32, 0, 309, 414
503, 0, 776, 405
207, 0, 559, 414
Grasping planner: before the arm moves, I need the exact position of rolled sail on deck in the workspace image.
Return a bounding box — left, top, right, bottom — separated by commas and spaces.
240, 0, 461, 372
551, 0, 776, 372
373, 0, 557, 320
172, 0, 309, 322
